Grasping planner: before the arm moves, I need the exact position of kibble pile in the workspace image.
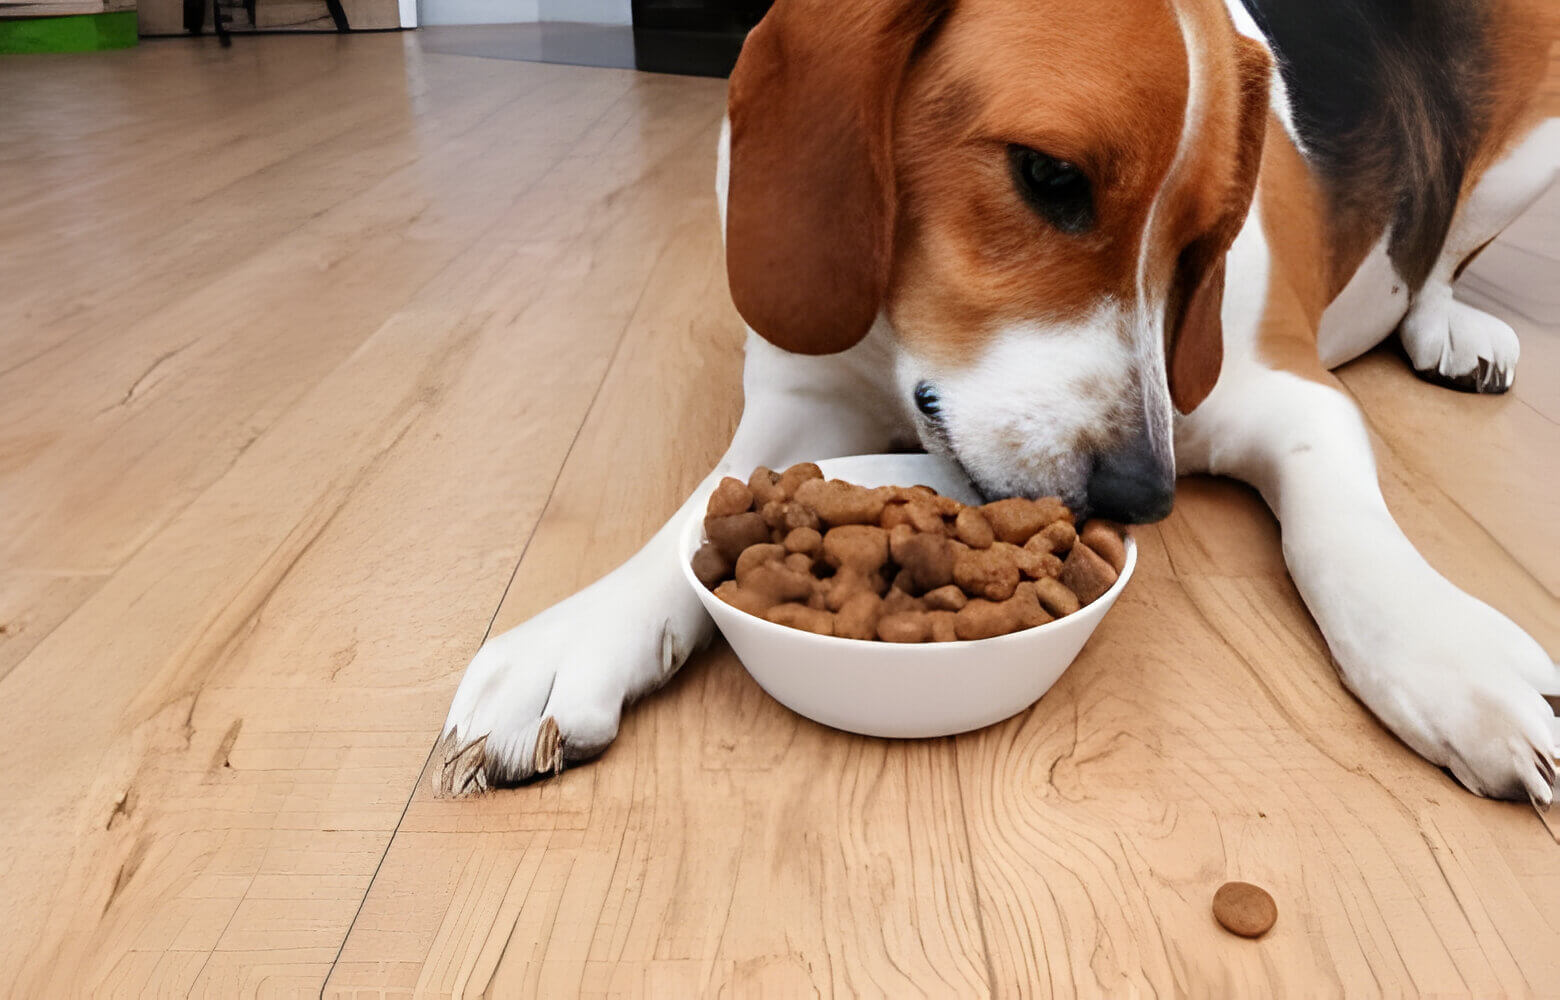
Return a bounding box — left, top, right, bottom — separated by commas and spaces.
692, 463, 1127, 642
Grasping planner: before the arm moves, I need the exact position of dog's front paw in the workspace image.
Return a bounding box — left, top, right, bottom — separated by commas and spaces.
1401, 294, 1520, 393
437, 574, 710, 795
1343, 582, 1558, 802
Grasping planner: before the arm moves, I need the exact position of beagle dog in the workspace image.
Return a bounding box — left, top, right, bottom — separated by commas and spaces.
441, 0, 1559, 801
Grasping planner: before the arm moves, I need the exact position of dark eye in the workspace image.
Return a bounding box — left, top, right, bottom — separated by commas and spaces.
1008, 145, 1094, 234
913, 381, 941, 420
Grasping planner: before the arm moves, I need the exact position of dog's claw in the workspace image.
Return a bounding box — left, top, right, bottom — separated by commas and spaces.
437, 731, 490, 797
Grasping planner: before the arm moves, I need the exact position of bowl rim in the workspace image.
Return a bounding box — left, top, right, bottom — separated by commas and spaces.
679, 477, 1136, 652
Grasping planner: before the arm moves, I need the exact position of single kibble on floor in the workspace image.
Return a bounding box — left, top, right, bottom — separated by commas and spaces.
697, 467, 1127, 641
1212, 881, 1278, 938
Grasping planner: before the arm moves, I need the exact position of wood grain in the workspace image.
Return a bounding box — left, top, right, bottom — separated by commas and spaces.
0, 34, 1555, 999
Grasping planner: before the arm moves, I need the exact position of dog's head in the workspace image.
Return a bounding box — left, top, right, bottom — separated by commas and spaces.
725, 0, 1271, 520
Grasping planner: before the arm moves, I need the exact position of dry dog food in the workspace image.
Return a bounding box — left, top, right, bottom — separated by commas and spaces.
1212, 881, 1278, 938
691, 463, 1128, 642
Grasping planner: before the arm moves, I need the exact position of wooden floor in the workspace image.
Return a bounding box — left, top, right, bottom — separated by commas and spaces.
1, 34, 1557, 999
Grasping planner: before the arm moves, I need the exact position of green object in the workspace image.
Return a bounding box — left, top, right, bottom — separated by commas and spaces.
0, 11, 138, 54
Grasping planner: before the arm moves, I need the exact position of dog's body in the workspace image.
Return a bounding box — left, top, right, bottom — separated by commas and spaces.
440, 0, 1559, 801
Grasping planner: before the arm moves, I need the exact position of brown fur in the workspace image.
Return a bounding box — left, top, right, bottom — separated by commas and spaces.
1253, 115, 1335, 383
724, 0, 950, 356
884, 0, 1189, 362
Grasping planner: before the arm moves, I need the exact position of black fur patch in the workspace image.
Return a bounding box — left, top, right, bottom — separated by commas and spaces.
1238, 0, 1491, 290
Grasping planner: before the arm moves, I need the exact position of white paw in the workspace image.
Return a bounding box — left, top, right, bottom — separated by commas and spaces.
438, 564, 711, 795
1401, 292, 1520, 393
1343, 580, 1558, 803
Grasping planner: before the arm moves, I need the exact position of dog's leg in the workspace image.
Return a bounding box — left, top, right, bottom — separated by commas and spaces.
1178, 353, 1558, 801
1399, 119, 1558, 393
437, 332, 907, 794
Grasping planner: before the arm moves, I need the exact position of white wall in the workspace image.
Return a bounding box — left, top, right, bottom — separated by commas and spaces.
419, 0, 627, 26
539, 0, 627, 23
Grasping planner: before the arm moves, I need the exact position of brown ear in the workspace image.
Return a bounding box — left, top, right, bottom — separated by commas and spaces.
725, 1, 946, 355
1165, 35, 1271, 413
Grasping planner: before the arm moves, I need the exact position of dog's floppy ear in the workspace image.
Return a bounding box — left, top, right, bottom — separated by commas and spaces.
724, 0, 946, 355
1165, 36, 1271, 413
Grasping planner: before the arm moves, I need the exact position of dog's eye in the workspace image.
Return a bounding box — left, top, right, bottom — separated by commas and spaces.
913, 381, 942, 420
1008, 145, 1093, 234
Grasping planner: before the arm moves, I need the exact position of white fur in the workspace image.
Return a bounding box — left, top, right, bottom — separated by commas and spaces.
441, 46, 1559, 802
1180, 196, 1559, 802
895, 306, 1134, 503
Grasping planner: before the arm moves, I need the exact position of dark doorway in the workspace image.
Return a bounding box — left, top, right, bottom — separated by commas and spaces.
631, 0, 773, 77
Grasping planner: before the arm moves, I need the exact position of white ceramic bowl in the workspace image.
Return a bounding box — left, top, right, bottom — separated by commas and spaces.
680, 453, 1137, 738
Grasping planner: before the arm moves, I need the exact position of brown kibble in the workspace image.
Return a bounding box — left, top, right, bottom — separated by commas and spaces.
953, 599, 1008, 640
823, 524, 890, 572
707, 476, 754, 517
704, 468, 1114, 641
794, 478, 888, 526
1079, 521, 1127, 573
899, 498, 947, 534
704, 512, 771, 562
776, 462, 824, 498
889, 528, 956, 593
954, 584, 1051, 639
783, 526, 822, 556
766, 602, 835, 635
691, 542, 730, 590
929, 494, 963, 517
880, 502, 914, 531
1028, 519, 1077, 556
922, 584, 967, 611
1033, 577, 1082, 617
1060, 540, 1118, 605
749, 466, 784, 506
954, 507, 995, 548
882, 587, 924, 615
953, 546, 1020, 601
980, 497, 1055, 545
877, 611, 930, 643
824, 570, 881, 611
1009, 581, 1054, 629
1212, 881, 1277, 938
1032, 496, 1073, 525
734, 543, 786, 582
928, 610, 959, 642
714, 580, 772, 617
834, 591, 883, 640
761, 499, 821, 534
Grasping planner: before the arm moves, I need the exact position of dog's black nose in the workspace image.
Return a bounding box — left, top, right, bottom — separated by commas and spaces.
1086, 436, 1175, 524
